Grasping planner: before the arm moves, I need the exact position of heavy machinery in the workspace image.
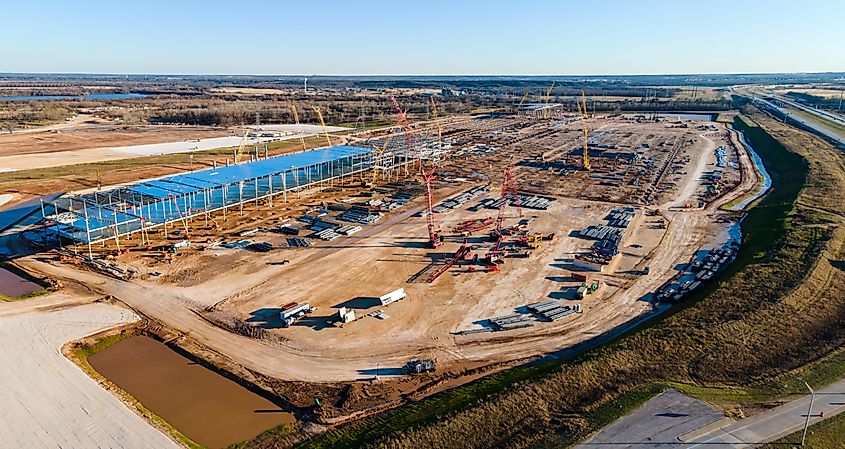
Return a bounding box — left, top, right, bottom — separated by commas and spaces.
577, 91, 592, 171
233, 128, 249, 164
543, 80, 555, 119
514, 90, 528, 114
391, 96, 441, 248
430, 97, 443, 154
425, 239, 469, 283
401, 358, 436, 374
289, 100, 308, 152
421, 165, 442, 248
491, 165, 522, 240
312, 106, 333, 147
371, 134, 393, 186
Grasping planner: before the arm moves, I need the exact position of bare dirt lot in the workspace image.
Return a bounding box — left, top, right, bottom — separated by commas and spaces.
0, 119, 229, 157
11, 113, 758, 430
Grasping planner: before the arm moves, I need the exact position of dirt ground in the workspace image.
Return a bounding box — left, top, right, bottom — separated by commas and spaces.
9, 113, 760, 427
0, 117, 229, 157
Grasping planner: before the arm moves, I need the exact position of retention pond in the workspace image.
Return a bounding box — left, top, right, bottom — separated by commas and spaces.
89, 336, 294, 449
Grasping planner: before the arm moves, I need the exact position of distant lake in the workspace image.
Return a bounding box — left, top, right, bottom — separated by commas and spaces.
0, 93, 148, 101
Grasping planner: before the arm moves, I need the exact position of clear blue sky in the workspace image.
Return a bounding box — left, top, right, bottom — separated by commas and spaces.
2, 0, 843, 75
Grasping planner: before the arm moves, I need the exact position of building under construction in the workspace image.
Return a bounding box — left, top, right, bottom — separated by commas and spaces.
43, 145, 391, 249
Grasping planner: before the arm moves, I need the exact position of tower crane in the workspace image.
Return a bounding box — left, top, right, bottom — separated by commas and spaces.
577, 91, 592, 171
311, 106, 333, 147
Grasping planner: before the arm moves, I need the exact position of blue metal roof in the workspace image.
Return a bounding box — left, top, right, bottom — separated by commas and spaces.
127, 145, 370, 199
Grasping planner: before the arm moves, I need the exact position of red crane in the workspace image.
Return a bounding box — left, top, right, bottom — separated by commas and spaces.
391, 96, 441, 248
421, 166, 442, 248
390, 95, 416, 164
493, 165, 522, 239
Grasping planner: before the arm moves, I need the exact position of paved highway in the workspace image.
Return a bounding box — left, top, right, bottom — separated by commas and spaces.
578, 378, 845, 448
734, 89, 845, 148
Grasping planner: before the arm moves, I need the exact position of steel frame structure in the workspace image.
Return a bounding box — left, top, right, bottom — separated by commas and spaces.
42, 145, 407, 252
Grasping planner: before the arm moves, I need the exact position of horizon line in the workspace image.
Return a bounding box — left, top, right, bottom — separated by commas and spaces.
2, 71, 844, 78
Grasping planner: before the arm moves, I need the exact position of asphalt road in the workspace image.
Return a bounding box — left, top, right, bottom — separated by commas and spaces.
577, 379, 845, 448
752, 96, 845, 148
685, 378, 845, 448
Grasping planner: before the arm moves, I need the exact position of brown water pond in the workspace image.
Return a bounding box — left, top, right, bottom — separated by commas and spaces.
89, 336, 294, 449
0, 267, 42, 298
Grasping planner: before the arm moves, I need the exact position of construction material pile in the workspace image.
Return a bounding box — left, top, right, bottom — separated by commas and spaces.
526, 300, 580, 321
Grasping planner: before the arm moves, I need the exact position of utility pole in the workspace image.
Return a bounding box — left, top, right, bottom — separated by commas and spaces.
798, 377, 815, 446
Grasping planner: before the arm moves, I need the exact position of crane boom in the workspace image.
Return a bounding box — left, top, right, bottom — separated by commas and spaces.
234, 128, 249, 164
430, 97, 443, 154
289, 100, 308, 152
543, 81, 556, 119
391, 96, 441, 247
578, 91, 591, 171
371, 134, 393, 185
515, 90, 528, 114
311, 106, 332, 147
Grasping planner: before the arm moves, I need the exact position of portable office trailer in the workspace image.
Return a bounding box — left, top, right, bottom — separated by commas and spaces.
379, 288, 407, 306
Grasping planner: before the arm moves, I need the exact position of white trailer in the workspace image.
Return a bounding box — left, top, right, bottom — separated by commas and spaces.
280, 302, 313, 327
379, 288, 407, 306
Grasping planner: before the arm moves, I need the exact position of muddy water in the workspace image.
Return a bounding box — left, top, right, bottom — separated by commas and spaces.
89, 336, 294, 449
0, 267, 42, 297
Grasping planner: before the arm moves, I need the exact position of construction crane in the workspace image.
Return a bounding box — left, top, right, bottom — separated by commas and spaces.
234, 128, 249, 164
543, 81, 556, 119
514, 90, 528, 115
371, 134, 393, 185
426, 239, 469, 283
167, 194, 190, 238
492, 164, 521, 239
430, 97, 443, 153
391, 96, 441, 248
577, 91, 592, 171
390, 95, 416, 164
421, 163, 442, 248
312, 106, 333, 147
289, 100, 308, 152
